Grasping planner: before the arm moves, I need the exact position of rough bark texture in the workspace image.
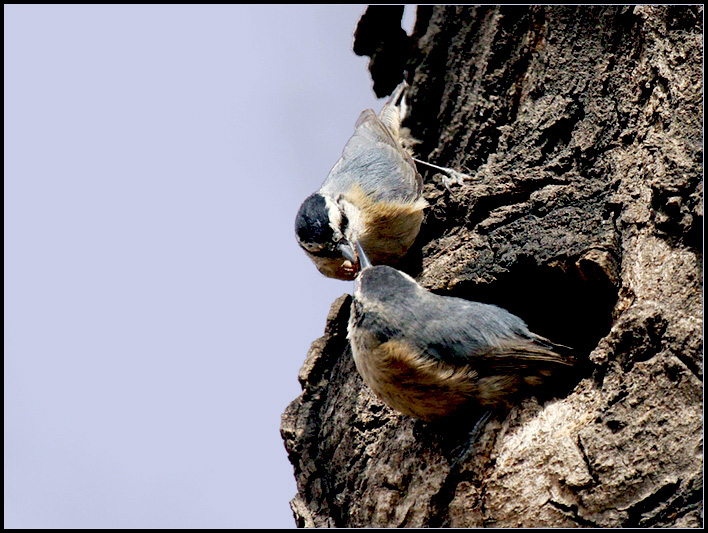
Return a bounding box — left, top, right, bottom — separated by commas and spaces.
282, 6, 703, 528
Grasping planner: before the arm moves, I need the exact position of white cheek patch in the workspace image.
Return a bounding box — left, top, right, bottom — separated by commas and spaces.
338, 198, 363, 241
353, 278, 363, 299
323, 195, 344, 241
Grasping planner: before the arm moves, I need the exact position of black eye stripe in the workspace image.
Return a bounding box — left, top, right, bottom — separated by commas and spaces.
340, 212, 349, 234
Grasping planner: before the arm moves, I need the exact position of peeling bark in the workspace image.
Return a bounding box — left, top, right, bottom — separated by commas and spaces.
282, 5, 702, 527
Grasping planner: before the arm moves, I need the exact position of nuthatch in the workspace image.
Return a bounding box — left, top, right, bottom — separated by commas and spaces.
294, 82, 428, 280
348, 242, 576, 422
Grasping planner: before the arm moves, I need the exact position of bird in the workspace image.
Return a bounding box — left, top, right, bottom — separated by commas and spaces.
294, 81, 428, 280
347, 242, 576, 422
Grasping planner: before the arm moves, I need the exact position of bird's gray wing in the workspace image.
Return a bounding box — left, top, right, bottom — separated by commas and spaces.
321, 109, 422, 203
411, 297, 574, 370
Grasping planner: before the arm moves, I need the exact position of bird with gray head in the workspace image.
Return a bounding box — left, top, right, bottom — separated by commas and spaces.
348, 242, 576, 422
294, 81, 428, 280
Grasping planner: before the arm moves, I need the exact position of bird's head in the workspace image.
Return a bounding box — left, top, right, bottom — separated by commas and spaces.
295, 192, 359, 280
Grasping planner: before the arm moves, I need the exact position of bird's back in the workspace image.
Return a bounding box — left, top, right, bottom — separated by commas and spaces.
321, 109, 422, 205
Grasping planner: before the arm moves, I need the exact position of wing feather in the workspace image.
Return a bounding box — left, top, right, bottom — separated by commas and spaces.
321, 110, 422, 203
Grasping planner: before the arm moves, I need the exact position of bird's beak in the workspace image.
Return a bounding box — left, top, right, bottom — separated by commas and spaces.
338, 241, 359, 267
354, 240, 372, 270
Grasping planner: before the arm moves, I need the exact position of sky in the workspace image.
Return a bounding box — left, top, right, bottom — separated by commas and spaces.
5, 5, 415, 528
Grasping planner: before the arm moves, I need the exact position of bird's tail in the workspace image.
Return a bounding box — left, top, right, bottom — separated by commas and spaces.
482, 336, 578, 372
378, 81, 409, 139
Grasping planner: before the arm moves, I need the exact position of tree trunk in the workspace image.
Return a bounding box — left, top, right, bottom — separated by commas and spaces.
281, 5, 703, 527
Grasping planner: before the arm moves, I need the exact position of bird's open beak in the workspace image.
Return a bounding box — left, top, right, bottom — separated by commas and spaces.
354, 241, 372, 270
338, 241, 359, 268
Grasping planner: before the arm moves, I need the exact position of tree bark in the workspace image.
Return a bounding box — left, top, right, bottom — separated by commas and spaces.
282, 5, 703, 527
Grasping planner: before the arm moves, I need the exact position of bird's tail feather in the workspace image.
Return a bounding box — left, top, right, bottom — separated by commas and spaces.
378, 81, 409, 138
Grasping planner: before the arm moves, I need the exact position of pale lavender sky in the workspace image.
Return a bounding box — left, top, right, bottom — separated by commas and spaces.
5, 5, 414, 528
